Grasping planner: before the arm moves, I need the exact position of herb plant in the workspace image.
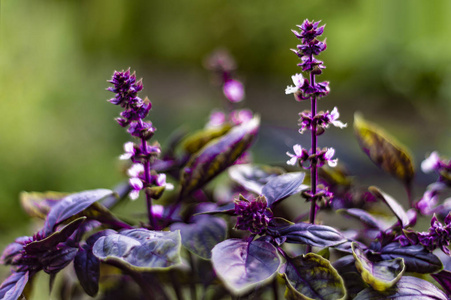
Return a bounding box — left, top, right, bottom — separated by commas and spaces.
0, 19, 450, 300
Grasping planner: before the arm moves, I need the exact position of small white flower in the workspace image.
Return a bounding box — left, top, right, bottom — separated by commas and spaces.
328, 107, 347, 129
325, 148, 338, 167
127, 163, 144, 177
285, 73, 305, 95
156, 173, 174, 190
286, 144, 303, 165
421, 152, 440, 173
129, 177, 144, 200
120, 142, 135, 160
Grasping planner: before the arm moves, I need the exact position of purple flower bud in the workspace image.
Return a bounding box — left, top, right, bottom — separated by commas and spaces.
230, 109, 253, 125
234, 195, 273, 235
223, 79, 245, 103
206, 111, 226, 128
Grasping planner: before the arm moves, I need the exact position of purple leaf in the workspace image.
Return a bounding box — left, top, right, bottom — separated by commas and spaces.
228, 164, 284, 195
19, 191, 68, 219
211, 239, 281, 295
170, 215, 227, 259
41, 246, 78, 274
261, 172, 307, 207
182, 123, 232, 154
0, 271, 29, 300
354, 276, 448, 299
369, 186, 410, 228
339, 208, 394, 231
43, 189, 114, 235
267, 218, 346, 248
378, 242, 443, 274
283, 253, 346, 299
431, 270, 451, 296
74, 244, 100, 297
92, 229, 182, 271
180, 117, 260, 198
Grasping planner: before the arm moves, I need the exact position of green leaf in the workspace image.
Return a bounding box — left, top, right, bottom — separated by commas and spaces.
211, 239, 281, 295
354, 276, 448, 299
92, 229, 182, 271
354, 113, 414, 185
20, 191, 68, 219
170, 215, 227, 259
283, 253, 346, 300
180, 116, 260, 198
182, 123, 232, 154
352, 242, 405, 292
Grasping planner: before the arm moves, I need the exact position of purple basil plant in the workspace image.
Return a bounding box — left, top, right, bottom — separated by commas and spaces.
0, 18, 450, 300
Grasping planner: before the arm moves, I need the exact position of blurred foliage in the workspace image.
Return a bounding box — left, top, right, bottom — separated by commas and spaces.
0, 0, 450, 238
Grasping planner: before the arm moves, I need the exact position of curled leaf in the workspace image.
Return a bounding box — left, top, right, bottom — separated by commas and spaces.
182, 123, 232, 154
180, 117, 260, 198
262, 172, 307, 207
352, 242, 405, 292
283, 253, 346, 300
354, 276, 448, 299
431, 270, 451, 296
211, 239, 281, 295
369, 186, 409, 228
354, 113, 414, 185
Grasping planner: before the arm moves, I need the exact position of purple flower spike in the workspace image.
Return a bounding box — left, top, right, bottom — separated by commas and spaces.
234, 195, 273, 235
223, 79, 245, 103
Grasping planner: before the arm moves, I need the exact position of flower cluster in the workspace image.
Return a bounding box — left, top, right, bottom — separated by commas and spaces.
399, 214, 451, 255
287, 144, 337, 168
421, 152, 451, 185
108, 70, 172, 201
234, 195, 273, 235
298, 107, 346, 134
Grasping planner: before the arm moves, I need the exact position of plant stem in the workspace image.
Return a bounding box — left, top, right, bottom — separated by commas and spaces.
142, 137, 156, 229
307, 63, 318, 254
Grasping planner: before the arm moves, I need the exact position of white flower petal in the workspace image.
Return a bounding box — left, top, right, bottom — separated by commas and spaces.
129, 190, 140, 200
285, 85, 298, 94
328, 159, 338, 167
421, 152, 440, 173
293, 144, 303, 156
287, 157, 297, 166
331, 120, 347, 129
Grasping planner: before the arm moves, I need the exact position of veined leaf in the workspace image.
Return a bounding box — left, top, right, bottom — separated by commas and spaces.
267, 219, 346, 248
352, 242, 405, 292
92, 229, 182, 271
431, 270, 451, 296
354, 113, 414, 185
378, 242, 443, 274
74, 244, 100, 297
211, 239, 281, 295
262, 172, 307, 207
354, 276, 448, 299
228, 164, 285, 195
170, 215, 227, 259
180, 116, 260, 198
283, 253, 346, 300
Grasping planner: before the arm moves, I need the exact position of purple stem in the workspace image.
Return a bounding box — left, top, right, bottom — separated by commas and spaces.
141, 133, 156, 229
307, 60, 318, 254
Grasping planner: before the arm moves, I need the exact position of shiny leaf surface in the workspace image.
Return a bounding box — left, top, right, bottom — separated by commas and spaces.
369, 186, 409, 227
92, 229, 182, 271
228, 164, 284, 195
262, 172, 307, 207
0, 271, 29, 300
211, 239, 281, 295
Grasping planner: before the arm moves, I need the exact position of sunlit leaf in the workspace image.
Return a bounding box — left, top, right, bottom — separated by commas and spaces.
180, 116, 260, 198
0, 271, 29, 300
182, 123, 232, 154
352, 242, 404, 292
211, 239, 281, 295
354, 113, 414, 185
92, 229, 182, 271
369, 186, 409, 227
228, 164, 285, 195
170, 215, 227, 259
338, 208, 394, 231
262, 172, 307, 207
378, 242, 442, 274
354, 276, 448, 299
283, 253, 346, 300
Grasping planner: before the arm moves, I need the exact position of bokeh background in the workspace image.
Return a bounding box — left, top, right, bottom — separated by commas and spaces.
0, 0, 450, 284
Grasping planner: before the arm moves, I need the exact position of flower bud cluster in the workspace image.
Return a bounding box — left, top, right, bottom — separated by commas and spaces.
298, 107, 346, 134
234, 195, 273, 235
287, 144, 337, 168
108, 70, 173, 200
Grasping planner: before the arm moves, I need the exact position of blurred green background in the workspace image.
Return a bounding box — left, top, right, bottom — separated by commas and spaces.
0, 0, 450, 260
